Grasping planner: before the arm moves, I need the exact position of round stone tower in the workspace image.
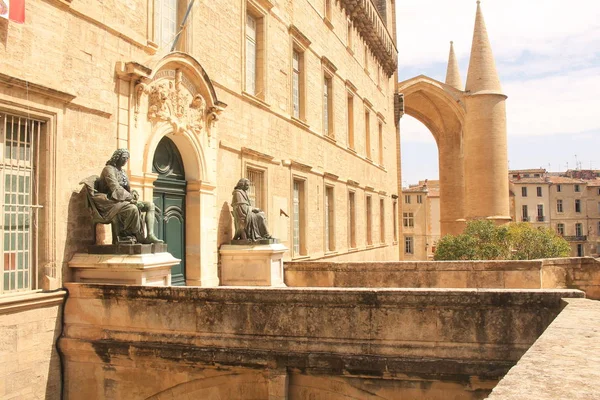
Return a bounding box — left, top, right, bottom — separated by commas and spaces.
463, 1, 510, 223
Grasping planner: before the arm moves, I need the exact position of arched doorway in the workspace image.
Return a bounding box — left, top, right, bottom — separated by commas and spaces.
152, 136, 187, 285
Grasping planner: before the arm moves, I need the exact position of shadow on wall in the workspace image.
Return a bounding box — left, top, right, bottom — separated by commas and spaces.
217, 201, 233, 247
61, 188, 94, 283
46, 306, 64, 399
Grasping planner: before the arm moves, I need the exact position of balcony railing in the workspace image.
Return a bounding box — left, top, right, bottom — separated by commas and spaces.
536, 216, 545, 222
339, 0, 398, 76
563, 235, 587, 242
522, 216, 530, 222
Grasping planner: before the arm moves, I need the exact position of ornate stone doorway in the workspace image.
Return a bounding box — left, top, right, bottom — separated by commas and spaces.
152, 136, 187, 285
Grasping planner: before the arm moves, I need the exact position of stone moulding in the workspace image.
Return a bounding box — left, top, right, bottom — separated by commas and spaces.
339, 0, 398, 76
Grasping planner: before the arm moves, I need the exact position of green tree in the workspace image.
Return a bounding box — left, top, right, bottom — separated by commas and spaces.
433, 220, 571, 261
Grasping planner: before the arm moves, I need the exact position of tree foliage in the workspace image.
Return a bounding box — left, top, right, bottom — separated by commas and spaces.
433, 220, 571, 261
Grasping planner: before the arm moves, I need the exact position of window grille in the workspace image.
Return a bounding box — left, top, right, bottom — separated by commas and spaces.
1, 113, 42, 294
245, 13, 257, 95
246, 168, 263, 209
292, 180, 302, 256
325, 187, 334, 252
366, 196, 372, 245
292, 50, 300, 119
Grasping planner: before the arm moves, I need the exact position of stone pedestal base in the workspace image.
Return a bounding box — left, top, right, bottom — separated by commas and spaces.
220, 243, 288, 287
69, 244, 179, 286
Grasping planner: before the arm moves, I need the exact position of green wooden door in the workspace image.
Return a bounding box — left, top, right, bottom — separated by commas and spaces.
152, 137, 186, 286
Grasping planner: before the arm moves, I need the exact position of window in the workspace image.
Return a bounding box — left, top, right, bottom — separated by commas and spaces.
597, 202, 600, 214
325, 186, 335, 252
557, 199, 563, 213
292, 179, 306, 256
522, 205, 529, 221
245, 6, 265, 98
557, 184, 562, 192
575, 199, 581, 213
575, 223, 583, 237
521, 187, 527, 197
323, 75, 333, 137
1, 113, 43, 293
537, 186, 542, 197
366, 195, 373, 245
379, 198, 385, 243
378, 121, 383, 165
246, 167, 265, 210
348, 191, 356, 248
417, 195, 423, 204
575, 184, 580, 192
154, 0, 178, 49
537, 205, 544, 222
346, 19, 353, 51
392, 200, 398, 242
324, 0, 332, 21
404, 236, 413, 254
557, 223, 564, 236
291, 48, 305, 120
597, 188, 600, 196
364, 109, 371, 159
403, 212, 414, 228
577, 244, 584, 257
404, 195, 411, 204
374, 0, 387, 25
347, 93, 354, 149
597, 221, 600, 235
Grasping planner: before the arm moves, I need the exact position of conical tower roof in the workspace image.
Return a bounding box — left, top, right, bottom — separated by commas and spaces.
445, 41, 463, 90
465, 1, 502, 93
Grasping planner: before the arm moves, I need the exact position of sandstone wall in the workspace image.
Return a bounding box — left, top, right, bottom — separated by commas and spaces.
0, 291, 66, 400
60, 283, 582, 399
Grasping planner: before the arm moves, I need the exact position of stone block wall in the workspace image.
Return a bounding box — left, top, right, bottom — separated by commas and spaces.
0, 291, 66, 400
59, 283, 582, 399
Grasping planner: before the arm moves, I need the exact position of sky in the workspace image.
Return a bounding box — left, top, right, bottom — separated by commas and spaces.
395, 0, 600, 187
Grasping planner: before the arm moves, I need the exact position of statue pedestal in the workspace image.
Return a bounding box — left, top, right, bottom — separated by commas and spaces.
220, 243, 288, 287
69, 244, 179, 286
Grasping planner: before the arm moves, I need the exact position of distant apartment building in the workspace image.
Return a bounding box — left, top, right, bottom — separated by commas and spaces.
510, 169, 600, 257
402, 180, 440, 260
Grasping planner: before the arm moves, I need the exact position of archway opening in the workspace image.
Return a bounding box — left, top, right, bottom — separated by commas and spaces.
152, 136, 187, 285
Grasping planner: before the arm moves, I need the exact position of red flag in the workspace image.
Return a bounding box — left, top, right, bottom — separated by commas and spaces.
9, 0, 25, 24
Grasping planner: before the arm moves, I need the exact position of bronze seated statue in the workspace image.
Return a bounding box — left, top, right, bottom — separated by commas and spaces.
81, 149, 163, 245
231, 178, 272, 242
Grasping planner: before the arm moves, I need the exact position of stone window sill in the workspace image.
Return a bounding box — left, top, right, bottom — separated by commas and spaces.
242, 91, 271, 109
0, 290, 66, 314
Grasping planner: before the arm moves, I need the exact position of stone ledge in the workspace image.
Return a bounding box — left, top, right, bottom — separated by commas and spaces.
0, 290, 66, 315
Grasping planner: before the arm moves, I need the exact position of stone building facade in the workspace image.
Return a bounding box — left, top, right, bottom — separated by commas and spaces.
0, 0, 399, 397
401, 180, 440, 260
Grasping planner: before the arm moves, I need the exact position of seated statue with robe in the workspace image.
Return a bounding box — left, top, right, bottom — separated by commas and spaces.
81, 149, 162, 244
231, 178, 272, 241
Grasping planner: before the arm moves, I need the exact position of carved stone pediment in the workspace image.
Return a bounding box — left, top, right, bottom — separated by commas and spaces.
142, 69, 208, 136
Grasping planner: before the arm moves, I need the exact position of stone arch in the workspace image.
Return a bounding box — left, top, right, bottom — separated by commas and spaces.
397, 75, 467, 235
126, 52, 226, 287
145, 372, 269, 400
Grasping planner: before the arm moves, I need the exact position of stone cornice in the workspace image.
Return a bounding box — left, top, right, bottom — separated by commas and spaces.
339, 0, 398, 76
0, 73, 76, 103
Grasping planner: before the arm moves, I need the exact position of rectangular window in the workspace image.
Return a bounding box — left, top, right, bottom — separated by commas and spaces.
557, 184, 562, 192
537, 186, 542, 197
522, 187, 527, 197
557, 223, 564, 236
597, 202, 600, 214
597, 188, 600, 196
245, 7, 265, 98
404, 236, 413, 254
379, 198, 385, 244
292, 179, 306, 256
366, 195, 373, 245
323, 75, 333, 137
575, 199, 581, 213
575, 184, 581, 192
417, 195, 423, 204
325, 186, 335, 252
246, 167, 265, 210
154, 0, 178, 49
291, 49, 304, 120
404, 194, 411, 204
348, 191, 356, 248
522, 205, 529, 221
378, 122, 383, 165
324, 0, 332, 20
537, 204, 544, 222
346, 19, 353, 50
575, 223, 583, 237
577, 243, 584, 257
392, 200, 398, 242
1, 113, 42, 294
597, 221, 600, 235
557, 199, 563, 213
364, 109, 371, 159
403, 212, 414, 228
347, 93, 354, 149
